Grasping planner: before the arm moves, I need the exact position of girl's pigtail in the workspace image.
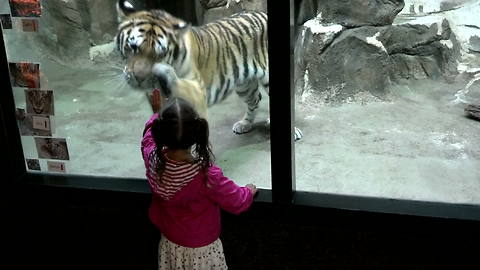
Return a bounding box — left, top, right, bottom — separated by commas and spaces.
151, 117, 166, 173
194, 118, 214, 171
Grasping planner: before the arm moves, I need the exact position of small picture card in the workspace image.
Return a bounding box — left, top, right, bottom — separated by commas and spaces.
9, 0, 41, 18
16, 108, 52, 136
24, 89, 54, 115
21, 18, 38, 32
47, 161, 66, 173
26, 158, 41, 171
32, 115, 51, 131
35, 137, 70, 160
9, 62, 40, 88
0, 14, 13, 29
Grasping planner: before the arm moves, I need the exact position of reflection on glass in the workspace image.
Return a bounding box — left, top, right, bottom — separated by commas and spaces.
293, 0, 480, 205
1, 0, 271, 188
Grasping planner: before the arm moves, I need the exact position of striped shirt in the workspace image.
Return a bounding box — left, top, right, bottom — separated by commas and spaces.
147, 149, 200, 200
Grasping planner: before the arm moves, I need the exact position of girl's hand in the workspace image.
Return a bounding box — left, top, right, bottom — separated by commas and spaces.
246, 184, 257, 196
148, 88, 163, 113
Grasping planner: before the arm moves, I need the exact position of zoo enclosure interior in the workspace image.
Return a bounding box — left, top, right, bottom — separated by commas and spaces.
1, 0, 480, 220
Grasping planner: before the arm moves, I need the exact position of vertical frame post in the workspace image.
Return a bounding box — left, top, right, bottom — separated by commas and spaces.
0, 26, 26, 181
268, 0, 296, 203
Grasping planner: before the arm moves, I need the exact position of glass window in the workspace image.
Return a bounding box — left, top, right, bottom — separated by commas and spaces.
293, 0, 480, 205
1, 0, 271, 189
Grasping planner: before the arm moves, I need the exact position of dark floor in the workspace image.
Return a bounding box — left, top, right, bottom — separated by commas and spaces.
2, 183, 479, 270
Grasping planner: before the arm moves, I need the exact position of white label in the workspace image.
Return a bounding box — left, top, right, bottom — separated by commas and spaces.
47, 161, 66, 173
32, 115, 50, 131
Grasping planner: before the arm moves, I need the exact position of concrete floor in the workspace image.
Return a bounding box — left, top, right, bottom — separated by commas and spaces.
295, 79, 480, 204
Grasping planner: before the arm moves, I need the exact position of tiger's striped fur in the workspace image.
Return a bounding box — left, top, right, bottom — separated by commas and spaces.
116, 3, 269, 135
116, 1, 303, 140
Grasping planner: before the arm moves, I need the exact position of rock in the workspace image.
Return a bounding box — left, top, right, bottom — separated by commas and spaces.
440, 0, 471, 11
200, 0, 266, 24
295, 17, 460, 102
385, 19, 460, 81
200, 0, 229, 9
36, 0, 91, 61
294, 17, 343, 95
296, 0, 319, 26
202, 3, 243, 24
465, 104, 480, 121
89, 41, 117, 62
293, 0, 405, 58
85, 0, 119, 44
470, 35, 480, 53
303, 26, 393, 103
18, 0, 119, 64
295, 0, 405, 28
241, 0, 267, 12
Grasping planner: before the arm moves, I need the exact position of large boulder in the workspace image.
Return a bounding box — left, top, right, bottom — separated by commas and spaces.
199, 0, 267, 24
301, 25, 393, 103
200, 0, 229, 9
202, 3, 243, 24
14, 0, 119, 64
384, 19, 460, 81
295, 17, 460, 102
295, 0, 405, 28
294, 17, 344, 97
470, 35, 480, 53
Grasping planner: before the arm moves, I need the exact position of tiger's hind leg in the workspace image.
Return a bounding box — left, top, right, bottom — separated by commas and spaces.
233, 80, 262, 134
260, 73, 304, 141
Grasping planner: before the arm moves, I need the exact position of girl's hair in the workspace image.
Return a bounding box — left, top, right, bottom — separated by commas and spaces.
151, 97, 214, 172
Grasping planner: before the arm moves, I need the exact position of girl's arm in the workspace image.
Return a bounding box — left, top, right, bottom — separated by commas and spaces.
141, 112, 159, 164
205, 165, 254, 215
141, 89, 163, 163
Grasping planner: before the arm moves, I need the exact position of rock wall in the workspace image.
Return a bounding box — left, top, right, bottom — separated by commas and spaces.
10, 0, 119, 65
9, 0, 200, 64
293, 0, 477, 103
197, 0, 267, 24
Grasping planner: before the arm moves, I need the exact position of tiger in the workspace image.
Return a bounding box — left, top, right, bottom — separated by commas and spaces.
9, 62, 40, 88
25, 89, 54, 115
115, 0, 303, 140
37, 138, 70, 160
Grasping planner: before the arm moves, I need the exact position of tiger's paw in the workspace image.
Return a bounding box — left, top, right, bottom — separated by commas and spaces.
232, 120, 253, 134
294, 127, 303, 141
152, 63, 177, 97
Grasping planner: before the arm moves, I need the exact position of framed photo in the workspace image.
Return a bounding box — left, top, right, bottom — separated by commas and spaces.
9, 0, 41, 18
47, 161, 66, 173
0, 14, 13, 29
16, 108, 52, 136
21, 18, 38, 32
24, 89, 54, 115
26, 158, 41, 171
35, 137, 70, 160
9, 62, 40, 88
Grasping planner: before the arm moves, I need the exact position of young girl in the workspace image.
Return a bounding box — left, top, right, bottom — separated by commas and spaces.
141, 89, 257, 269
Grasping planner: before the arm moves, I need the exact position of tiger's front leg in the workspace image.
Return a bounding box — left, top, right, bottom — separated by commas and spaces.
233, 81, 262, 134
151, 63, 207, 118
151, 63, 178, 97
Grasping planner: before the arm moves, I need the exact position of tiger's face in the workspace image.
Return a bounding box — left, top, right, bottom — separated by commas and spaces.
26, 90, 53, 115
116, 1, 189, 88
10, 62, 40, 88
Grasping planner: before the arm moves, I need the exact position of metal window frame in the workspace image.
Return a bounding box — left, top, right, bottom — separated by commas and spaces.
1, 1, 480, 221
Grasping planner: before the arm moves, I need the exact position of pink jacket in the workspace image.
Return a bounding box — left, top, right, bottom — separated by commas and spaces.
141, 113, 254, 248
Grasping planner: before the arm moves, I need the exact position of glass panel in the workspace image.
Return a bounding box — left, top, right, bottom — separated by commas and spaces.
1, 0, 271, 188
294, 0, 480, 204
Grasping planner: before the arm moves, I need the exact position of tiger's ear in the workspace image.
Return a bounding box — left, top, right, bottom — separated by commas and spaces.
174, 21, 191, 38
151, 9, 191, 37
116, 0, 137, 22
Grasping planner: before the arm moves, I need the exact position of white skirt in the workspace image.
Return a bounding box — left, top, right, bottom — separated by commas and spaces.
158, 235, 228, 270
